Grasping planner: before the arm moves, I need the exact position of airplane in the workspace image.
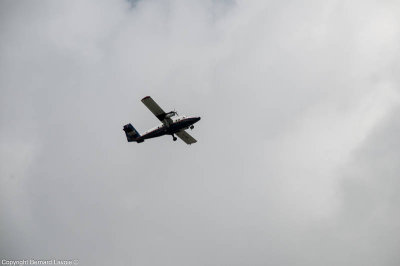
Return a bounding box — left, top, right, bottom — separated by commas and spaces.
123, 96, 201, 145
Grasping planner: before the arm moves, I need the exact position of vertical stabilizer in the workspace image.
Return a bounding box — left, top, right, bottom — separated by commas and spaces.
123, 124, 141, 142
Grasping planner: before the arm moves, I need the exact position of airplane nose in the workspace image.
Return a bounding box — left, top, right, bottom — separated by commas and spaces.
196, 117, 201, 122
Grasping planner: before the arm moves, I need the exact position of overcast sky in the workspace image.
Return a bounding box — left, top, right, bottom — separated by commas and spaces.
1, 0, 400, 265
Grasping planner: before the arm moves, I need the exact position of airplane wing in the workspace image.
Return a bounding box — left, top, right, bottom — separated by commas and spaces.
176, 130, 197, 145
141, 96, 172, 124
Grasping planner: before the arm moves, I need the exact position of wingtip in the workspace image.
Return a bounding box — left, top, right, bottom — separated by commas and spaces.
141, 96, 151, 101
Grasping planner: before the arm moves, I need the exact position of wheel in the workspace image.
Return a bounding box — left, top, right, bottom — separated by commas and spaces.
190, 125, 194, 130
173, 137, 177, 141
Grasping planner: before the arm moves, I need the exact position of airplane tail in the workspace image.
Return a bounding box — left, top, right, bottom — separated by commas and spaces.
123, 123, 141, 142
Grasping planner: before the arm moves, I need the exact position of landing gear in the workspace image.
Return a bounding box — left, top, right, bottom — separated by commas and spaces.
190, 125, 194, 130
172, 134, 177, 141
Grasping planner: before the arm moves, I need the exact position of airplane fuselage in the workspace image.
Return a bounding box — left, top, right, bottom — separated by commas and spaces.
137, 116, 200, 142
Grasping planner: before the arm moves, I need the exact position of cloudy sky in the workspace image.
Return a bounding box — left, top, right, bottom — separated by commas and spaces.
1, 0, 400, 265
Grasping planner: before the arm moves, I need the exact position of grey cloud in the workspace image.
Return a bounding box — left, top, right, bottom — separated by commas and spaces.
1, 0, 400, 265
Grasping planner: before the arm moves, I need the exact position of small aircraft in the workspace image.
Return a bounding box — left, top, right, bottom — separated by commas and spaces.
123, 96, 201, 145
